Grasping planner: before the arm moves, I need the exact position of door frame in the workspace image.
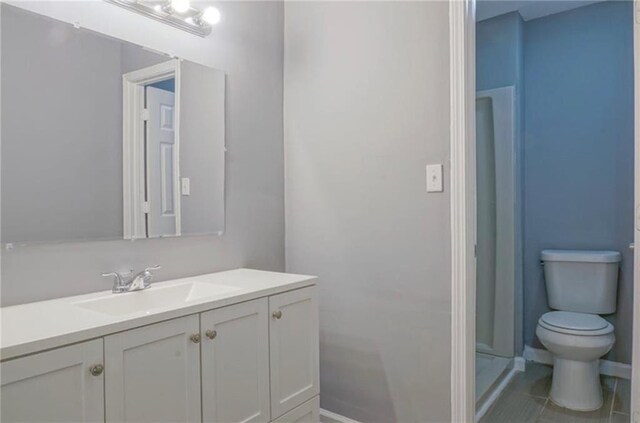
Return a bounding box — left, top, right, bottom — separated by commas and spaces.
632, 1, 640, 420
450, 0, 476, 421
450, 0, 640, 421
122, 59, 182, 239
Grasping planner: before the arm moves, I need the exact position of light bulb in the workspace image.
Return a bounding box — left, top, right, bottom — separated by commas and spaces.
201, 6, 221, 25
170, 0, 190, 13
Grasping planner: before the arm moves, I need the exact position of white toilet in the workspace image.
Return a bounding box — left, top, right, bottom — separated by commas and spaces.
536, 249, 620, 411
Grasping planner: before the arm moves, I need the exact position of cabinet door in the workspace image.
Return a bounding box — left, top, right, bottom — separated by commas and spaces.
269, 286, 320, 418
201, 298, 270, 423
105, 315, 201, 423
1, 339, 104, 423
271, 397, 320, 423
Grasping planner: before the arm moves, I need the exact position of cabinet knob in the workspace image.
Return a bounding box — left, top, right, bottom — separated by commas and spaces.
89, 364, 104, 376
205, 330, 217, 340
272, 310, 283, 319
190, 334, 201, 344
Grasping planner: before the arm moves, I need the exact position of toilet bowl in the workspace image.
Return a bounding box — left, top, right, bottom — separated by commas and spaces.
537, 249, 620, 411
536, 311, 615, 411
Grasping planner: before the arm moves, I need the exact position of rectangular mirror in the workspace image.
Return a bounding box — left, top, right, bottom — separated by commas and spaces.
1, 4, 225, 244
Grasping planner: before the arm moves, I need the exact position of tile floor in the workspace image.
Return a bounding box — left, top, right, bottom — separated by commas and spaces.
479, 362, 632, 423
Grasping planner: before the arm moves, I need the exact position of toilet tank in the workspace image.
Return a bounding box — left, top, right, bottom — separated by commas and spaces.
541, 250, 621, 314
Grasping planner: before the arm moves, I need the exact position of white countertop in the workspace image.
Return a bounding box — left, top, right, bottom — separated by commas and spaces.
0, 268, 316, 361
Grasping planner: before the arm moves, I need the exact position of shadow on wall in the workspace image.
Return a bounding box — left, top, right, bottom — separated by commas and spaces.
319, 331, 396, 422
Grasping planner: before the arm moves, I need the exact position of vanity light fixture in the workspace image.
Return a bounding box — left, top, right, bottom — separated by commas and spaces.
104, 0, 221, 37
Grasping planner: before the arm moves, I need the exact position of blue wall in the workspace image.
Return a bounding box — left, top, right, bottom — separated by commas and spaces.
148, 78, 175, 93
477, 11, 524, 92
523, 1, 634, 363
476, 11, 526, 355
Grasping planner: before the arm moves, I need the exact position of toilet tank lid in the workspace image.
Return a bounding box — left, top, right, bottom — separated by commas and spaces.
541, 250, 621, 263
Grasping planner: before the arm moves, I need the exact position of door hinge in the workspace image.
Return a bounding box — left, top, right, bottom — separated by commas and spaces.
142, 201, 151, 214
141, 108, 150, 121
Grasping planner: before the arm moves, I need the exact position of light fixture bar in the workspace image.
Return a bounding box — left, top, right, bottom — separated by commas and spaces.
104, 0, 212, 37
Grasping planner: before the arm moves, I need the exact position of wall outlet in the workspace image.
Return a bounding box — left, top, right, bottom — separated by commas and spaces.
181, 177, 191, 196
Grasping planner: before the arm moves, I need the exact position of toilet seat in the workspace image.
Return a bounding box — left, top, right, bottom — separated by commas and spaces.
538, 311, 614, 336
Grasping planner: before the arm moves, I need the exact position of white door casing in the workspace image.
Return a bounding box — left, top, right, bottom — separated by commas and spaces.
201, 298, 271, 423
123, 59, 181, 239
450, 0, 477, 421
104, 315, 201, 423
632, 1, 640, 420
0, 339, 104, 422
146, 85, 179, 238
269, 286, 320, 420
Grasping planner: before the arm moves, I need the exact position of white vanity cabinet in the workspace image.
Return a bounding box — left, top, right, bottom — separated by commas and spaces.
272, 397, 321, 423
201, 298, 270, 423
0, 271, 319, 423
104, 315, 202, 423
0, 339, 105, 422
269, 286, 320, 419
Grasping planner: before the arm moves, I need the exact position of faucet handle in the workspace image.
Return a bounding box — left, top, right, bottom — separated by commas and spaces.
144, 265, 161, 272
101, 270, 133, 279
101, 270, 133, 293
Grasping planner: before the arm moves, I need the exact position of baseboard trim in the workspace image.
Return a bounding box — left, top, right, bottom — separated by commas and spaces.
523, 345, 632, 380
320, 409, 362, 423
475, 365, 521, 422
513, 356, 526, 372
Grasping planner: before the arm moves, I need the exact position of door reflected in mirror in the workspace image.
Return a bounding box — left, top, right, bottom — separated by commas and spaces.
0, 4, 225, 244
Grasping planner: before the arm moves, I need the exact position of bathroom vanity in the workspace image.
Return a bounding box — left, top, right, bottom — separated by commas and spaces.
0, 269, 319, 423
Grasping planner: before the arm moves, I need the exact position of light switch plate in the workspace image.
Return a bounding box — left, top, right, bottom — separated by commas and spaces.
181, 177, 191, 196
426, 164, 443, 193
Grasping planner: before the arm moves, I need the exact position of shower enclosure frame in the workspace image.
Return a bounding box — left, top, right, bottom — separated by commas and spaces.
475, 86, 517, 360
449, 1, 640, 421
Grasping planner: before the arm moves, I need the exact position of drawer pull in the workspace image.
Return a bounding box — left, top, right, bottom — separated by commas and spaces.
205, 330, 217, 340
272, 310, 283, 319
89, 364, 104, 376
190, 334, 201, 344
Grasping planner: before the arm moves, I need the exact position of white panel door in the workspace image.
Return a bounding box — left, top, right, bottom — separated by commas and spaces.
271, 397, 320, 423
201, 298, 270, 423
105, 315, 201, 423
0, 339, 104, 423
269, 286, 320, 419
146, 85, 178, 238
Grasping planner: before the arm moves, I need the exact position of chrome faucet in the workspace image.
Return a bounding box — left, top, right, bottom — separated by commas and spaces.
101, 265, 161, 293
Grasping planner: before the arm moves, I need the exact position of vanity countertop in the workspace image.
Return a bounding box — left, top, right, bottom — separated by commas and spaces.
0, 268, 316, 361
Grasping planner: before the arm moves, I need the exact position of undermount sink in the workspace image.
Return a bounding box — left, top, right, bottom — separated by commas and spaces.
73, 281, 241, 317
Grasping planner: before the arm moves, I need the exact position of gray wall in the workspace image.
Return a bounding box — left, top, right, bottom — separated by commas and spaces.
1, 1, 285, 306
284, 2, 451, 421
523, 1, 634, 363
